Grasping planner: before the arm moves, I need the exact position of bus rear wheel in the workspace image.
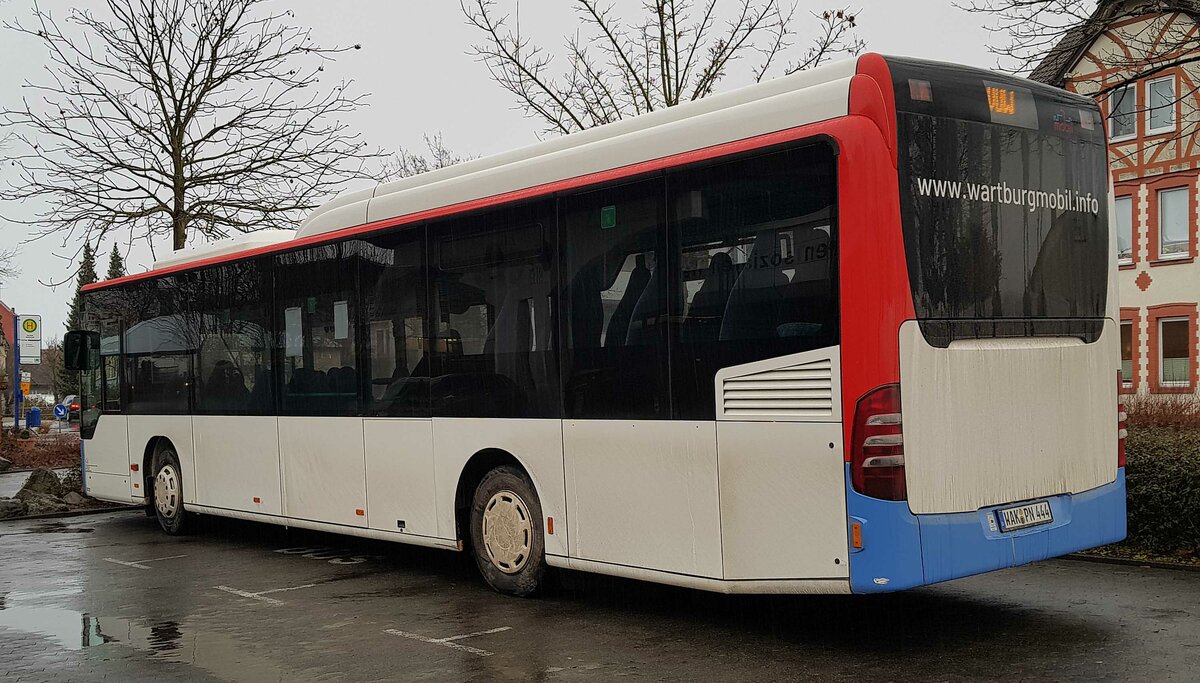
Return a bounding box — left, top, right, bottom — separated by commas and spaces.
469, 466, 546, 597
151, 447, 189, 535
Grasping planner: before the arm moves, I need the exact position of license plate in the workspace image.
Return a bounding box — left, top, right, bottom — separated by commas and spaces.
997, 501, 1053, 532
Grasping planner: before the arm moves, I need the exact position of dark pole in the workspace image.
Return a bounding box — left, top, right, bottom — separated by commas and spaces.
12, 310, 20, 431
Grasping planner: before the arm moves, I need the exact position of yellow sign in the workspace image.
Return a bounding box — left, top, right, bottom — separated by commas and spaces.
20, 382, 31, 395
21, 318, 38, 334
987, 86, 1017, 116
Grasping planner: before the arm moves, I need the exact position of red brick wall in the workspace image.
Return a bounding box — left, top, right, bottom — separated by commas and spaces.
0, 301, 14, 350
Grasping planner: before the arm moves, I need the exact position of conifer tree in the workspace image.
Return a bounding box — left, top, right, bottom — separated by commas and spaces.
105, 244, 126, 280
57, 244, 98, 397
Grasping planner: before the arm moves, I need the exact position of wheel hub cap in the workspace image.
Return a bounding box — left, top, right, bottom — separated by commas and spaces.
154, 464, 179, 518
482, 490, 532, 574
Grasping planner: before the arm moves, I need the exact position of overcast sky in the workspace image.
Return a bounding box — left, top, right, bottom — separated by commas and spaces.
0, 1, 999, 338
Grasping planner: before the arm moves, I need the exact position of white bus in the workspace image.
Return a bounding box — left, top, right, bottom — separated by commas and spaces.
66, 54, 1126, 596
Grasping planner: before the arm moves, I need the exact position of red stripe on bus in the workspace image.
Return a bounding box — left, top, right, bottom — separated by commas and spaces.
83, 121, 837, 293
832, 96, 915, 461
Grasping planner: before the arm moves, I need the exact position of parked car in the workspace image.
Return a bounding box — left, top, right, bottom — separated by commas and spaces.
60, 394, 81, 422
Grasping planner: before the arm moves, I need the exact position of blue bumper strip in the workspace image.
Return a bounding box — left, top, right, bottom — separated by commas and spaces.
846, 465, 1126, 593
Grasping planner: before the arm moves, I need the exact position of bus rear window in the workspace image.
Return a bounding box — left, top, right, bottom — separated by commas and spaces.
887, 58, 1109, 344
899, 115, 1108, 321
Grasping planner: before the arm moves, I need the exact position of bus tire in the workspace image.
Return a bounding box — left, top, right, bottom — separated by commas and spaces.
151, 446, 189, 535
469, 466, 546, 597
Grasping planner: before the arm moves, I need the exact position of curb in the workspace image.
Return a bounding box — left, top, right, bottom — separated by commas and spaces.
1064, 552, 1200, 573
0, 466, 77, 475
0, 505, 141, 522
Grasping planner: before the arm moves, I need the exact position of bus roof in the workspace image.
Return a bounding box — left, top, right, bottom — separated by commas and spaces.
74, 55, 859, 293
296, 55, 860, 240
87, 53, 1057, 292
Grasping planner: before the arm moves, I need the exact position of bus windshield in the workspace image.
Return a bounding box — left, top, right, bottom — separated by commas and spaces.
888, 58, 1109, 344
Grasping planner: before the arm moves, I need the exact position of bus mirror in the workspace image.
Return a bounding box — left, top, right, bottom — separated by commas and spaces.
64, 330, 100, 372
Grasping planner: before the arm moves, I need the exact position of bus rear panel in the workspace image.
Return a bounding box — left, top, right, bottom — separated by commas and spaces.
843, 57, 1125, 592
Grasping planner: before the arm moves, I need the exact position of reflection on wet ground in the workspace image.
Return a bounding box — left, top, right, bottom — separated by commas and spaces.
0, 605, 116, 649
0, 510, 1196, 682
0, 595, 182, 653
0, 587, 292, 681
0, 521, 95, 538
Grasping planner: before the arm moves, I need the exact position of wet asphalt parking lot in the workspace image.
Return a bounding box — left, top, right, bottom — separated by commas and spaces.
0, 510, 1197, 682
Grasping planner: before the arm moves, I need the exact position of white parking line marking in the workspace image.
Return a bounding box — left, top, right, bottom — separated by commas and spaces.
384, 626, 512, 657
440, 626, 512, 642
215, 586, 282, 605
214, 583, 317, 606
256, 583, 317, 596
103, 554, 188, 570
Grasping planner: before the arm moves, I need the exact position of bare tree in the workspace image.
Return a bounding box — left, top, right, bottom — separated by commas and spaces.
960, 1, 1200, 93
462, 0, 863, 135
377, 133, 475, 183
0, 133, 16, 287
1, 0, 382, 255
0, 246, 18, 285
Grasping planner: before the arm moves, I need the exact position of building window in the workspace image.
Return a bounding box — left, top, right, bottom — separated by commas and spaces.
1148, 304, 1196, 393
1159, 318, 1191, 387
1146, 75, 1176, 135
1121, 320, 1134, 389
1108, 84, 1136, 140
1157, 187, 1189, 259
1120, 308, 1142, 394
1115, 195, 1133, 264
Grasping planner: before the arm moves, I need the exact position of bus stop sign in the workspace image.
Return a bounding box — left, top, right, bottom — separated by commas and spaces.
18, 315, 42, 365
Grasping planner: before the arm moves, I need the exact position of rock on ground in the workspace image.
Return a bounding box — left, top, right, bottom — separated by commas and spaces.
0, 456, 12, 473
60, 467, 84, 494
62, 491, 89, 507
16, 490, 69, 515
19, 468, 63, 498
0, 497, 27, 518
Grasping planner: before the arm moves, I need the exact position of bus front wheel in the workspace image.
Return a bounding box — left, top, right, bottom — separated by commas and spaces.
469, 466, 546, 597
151, 447, 189, 536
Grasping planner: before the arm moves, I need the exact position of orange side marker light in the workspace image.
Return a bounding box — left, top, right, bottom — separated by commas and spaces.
355, 509, 365, 517
851, 522, 863, 549
546, 517, 554, 535
130, 463, 139, 472
253, 497, 261, 504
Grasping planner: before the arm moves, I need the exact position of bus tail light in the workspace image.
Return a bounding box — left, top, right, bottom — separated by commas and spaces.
851, 384, 907, 501
1117, 375, 1127, 468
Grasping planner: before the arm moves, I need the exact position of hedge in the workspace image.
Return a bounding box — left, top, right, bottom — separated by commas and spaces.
1123, 426, 1200, 556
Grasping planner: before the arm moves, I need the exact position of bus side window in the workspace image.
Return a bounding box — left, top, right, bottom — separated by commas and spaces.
99, 319, 122, 413
195, 260, 274, 415
274, 244, 360, 417
121, 275, 194, 416
559, 176, 670, 420
667, 142, 839, 420
428, 199, 559, 419
361, 226, 431, 418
